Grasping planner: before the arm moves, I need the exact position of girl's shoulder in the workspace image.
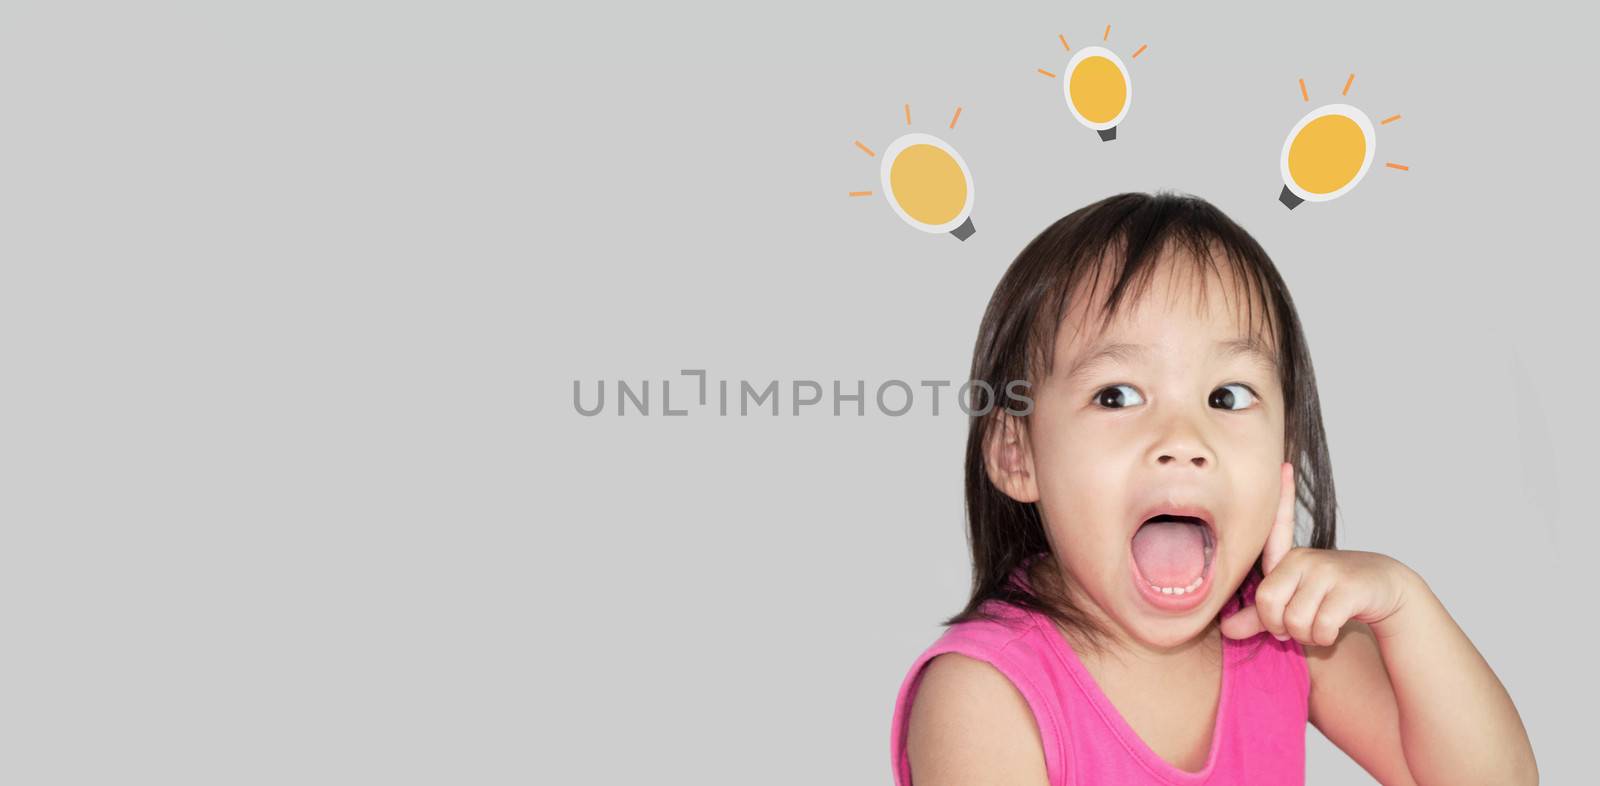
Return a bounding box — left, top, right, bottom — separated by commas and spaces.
890, 600, 1074, 786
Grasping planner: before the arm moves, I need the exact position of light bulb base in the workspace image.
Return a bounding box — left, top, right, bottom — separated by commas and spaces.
1278, 186, 1304, 210
1097, 127, 1118, 142
949, 217, 976, 241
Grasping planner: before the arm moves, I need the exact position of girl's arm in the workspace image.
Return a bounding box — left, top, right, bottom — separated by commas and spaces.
1303, 572, 1537, 786
1221, 464, 1537, 785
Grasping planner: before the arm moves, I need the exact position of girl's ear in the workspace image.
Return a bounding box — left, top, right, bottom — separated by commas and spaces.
984, 411, 1040, 503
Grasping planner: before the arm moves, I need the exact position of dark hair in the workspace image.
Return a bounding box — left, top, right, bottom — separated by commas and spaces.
946, 191, 1338, 656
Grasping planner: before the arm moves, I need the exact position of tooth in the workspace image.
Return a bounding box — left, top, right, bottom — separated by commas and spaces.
1161, 587, 1174, 595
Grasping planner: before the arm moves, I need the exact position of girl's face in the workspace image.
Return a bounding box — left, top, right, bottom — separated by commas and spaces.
990, 252, 1287, 652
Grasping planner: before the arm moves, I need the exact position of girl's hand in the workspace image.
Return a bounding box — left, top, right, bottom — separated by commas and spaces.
1219, 462, 1418, 645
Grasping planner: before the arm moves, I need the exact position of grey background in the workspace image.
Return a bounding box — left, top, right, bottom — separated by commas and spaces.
1, 0, 1593, 783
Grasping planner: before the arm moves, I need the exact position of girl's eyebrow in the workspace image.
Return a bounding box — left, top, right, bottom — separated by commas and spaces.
1218, 335, 1279, 370
1064, 342, 1149, 386
1064, 337, 1278, 386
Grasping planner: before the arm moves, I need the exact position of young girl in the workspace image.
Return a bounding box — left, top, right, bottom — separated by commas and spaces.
889, 193, 1536, 785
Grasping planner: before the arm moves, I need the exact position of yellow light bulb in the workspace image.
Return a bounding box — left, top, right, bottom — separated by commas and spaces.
880, 133, 976, 240
890, 145, 964, 225
1278, 104, 1375, 208
1064, 46, 1131, 141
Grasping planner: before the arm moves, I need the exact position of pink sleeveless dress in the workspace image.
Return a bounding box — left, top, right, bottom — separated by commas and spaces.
890, 566, 1308, 785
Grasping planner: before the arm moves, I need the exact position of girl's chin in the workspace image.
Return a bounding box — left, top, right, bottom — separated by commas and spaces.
1114, 585, 1228, 652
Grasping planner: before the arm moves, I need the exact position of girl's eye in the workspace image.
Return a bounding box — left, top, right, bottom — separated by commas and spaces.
1093, 384, 1145, 409
1210, 383, 1258, 411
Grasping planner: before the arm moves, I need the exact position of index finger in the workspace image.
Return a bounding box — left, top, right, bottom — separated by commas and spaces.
1262, 461, 1296, 574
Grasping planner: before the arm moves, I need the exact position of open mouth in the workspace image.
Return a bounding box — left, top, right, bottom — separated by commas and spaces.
1130, 513, 1216, 597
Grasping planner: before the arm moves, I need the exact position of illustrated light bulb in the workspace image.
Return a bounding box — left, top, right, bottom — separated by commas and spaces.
880, 132, 976, 240
1278, 103, 1376, 209
1064, 46, 1131, 141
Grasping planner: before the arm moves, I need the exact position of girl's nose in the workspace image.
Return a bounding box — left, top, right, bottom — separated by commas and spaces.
1151, 411, 1216, 468
1155, 434, 1213, 468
